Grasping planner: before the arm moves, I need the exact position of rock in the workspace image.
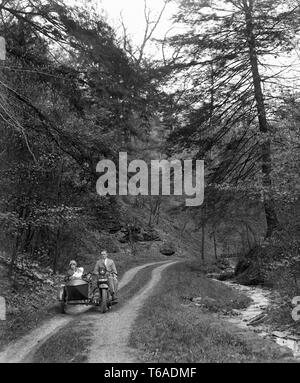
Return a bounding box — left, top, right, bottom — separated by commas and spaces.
216, 258, 230, 270
272, 330, 290, 338
235, 257, 251, 275
135, 233, 145, 241
108, 224, 122, 233
142, 228, 160, 241
207, 271, 235, 281
247, 313, 267, 326
201, 297, 220, 311
218, 271, 235, 281
233, 246, 276, 286
192, 297, 202, 303
191, 296, 221, 311
206, 272, 222, 279
160, 242, 175, 256
119, 225, 161, 243
235, 261, 265, 285
288, 334, 300, 341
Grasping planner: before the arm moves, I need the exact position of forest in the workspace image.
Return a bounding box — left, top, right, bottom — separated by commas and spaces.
0, 0, 300, 363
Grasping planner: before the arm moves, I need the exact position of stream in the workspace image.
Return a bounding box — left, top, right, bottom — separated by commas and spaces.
213, 278, 300, 358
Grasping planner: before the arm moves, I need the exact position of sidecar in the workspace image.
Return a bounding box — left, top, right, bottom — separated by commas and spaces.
58, 279, 90, 313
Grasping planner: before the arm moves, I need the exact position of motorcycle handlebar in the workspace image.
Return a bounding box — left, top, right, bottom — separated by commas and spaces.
91, 271, 117, 276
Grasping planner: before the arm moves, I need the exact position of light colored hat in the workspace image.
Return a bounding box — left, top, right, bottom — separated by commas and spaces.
69, 260, 77, 266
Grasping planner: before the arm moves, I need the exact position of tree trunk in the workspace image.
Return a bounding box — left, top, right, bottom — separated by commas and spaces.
53, 228, 60, 273
201, 223, 205, 261
9, 237, 18, 278
213, 230, 217, 260
148, 197, 161, 226
245, 224, 251, 251
243, 0, 279, 238
53, 160, 64, 273
209, 63, 215, 130
155, 198, 161, 225
238, 230, 247, 254
180, 219, 188, 237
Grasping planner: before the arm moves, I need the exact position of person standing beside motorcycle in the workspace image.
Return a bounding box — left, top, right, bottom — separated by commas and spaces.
93, 250, 118, 301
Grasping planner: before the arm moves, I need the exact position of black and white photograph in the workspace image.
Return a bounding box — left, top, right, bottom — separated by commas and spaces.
0, 0, 300, 368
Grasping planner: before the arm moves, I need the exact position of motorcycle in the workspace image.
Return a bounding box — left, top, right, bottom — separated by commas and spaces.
91, 266, 113, 313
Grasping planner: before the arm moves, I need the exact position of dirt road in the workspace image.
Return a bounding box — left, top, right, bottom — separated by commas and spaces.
0, 260, 177, 363
86, 261, 178, 362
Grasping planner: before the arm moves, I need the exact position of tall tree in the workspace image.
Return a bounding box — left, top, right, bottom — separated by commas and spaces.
164, 0, 300, 237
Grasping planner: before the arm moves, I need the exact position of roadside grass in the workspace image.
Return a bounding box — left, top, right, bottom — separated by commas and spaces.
33, 325, 91, 363
0, 286, 60, 352
129, 261, 294, 362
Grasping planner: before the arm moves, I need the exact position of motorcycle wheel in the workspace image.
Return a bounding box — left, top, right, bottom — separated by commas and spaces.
60, 301, 65, 314
100, 289, 108, 313
60, 289, 66, 314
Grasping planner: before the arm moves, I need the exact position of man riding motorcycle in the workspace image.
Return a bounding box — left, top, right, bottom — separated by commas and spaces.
93, 250, 118, 301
